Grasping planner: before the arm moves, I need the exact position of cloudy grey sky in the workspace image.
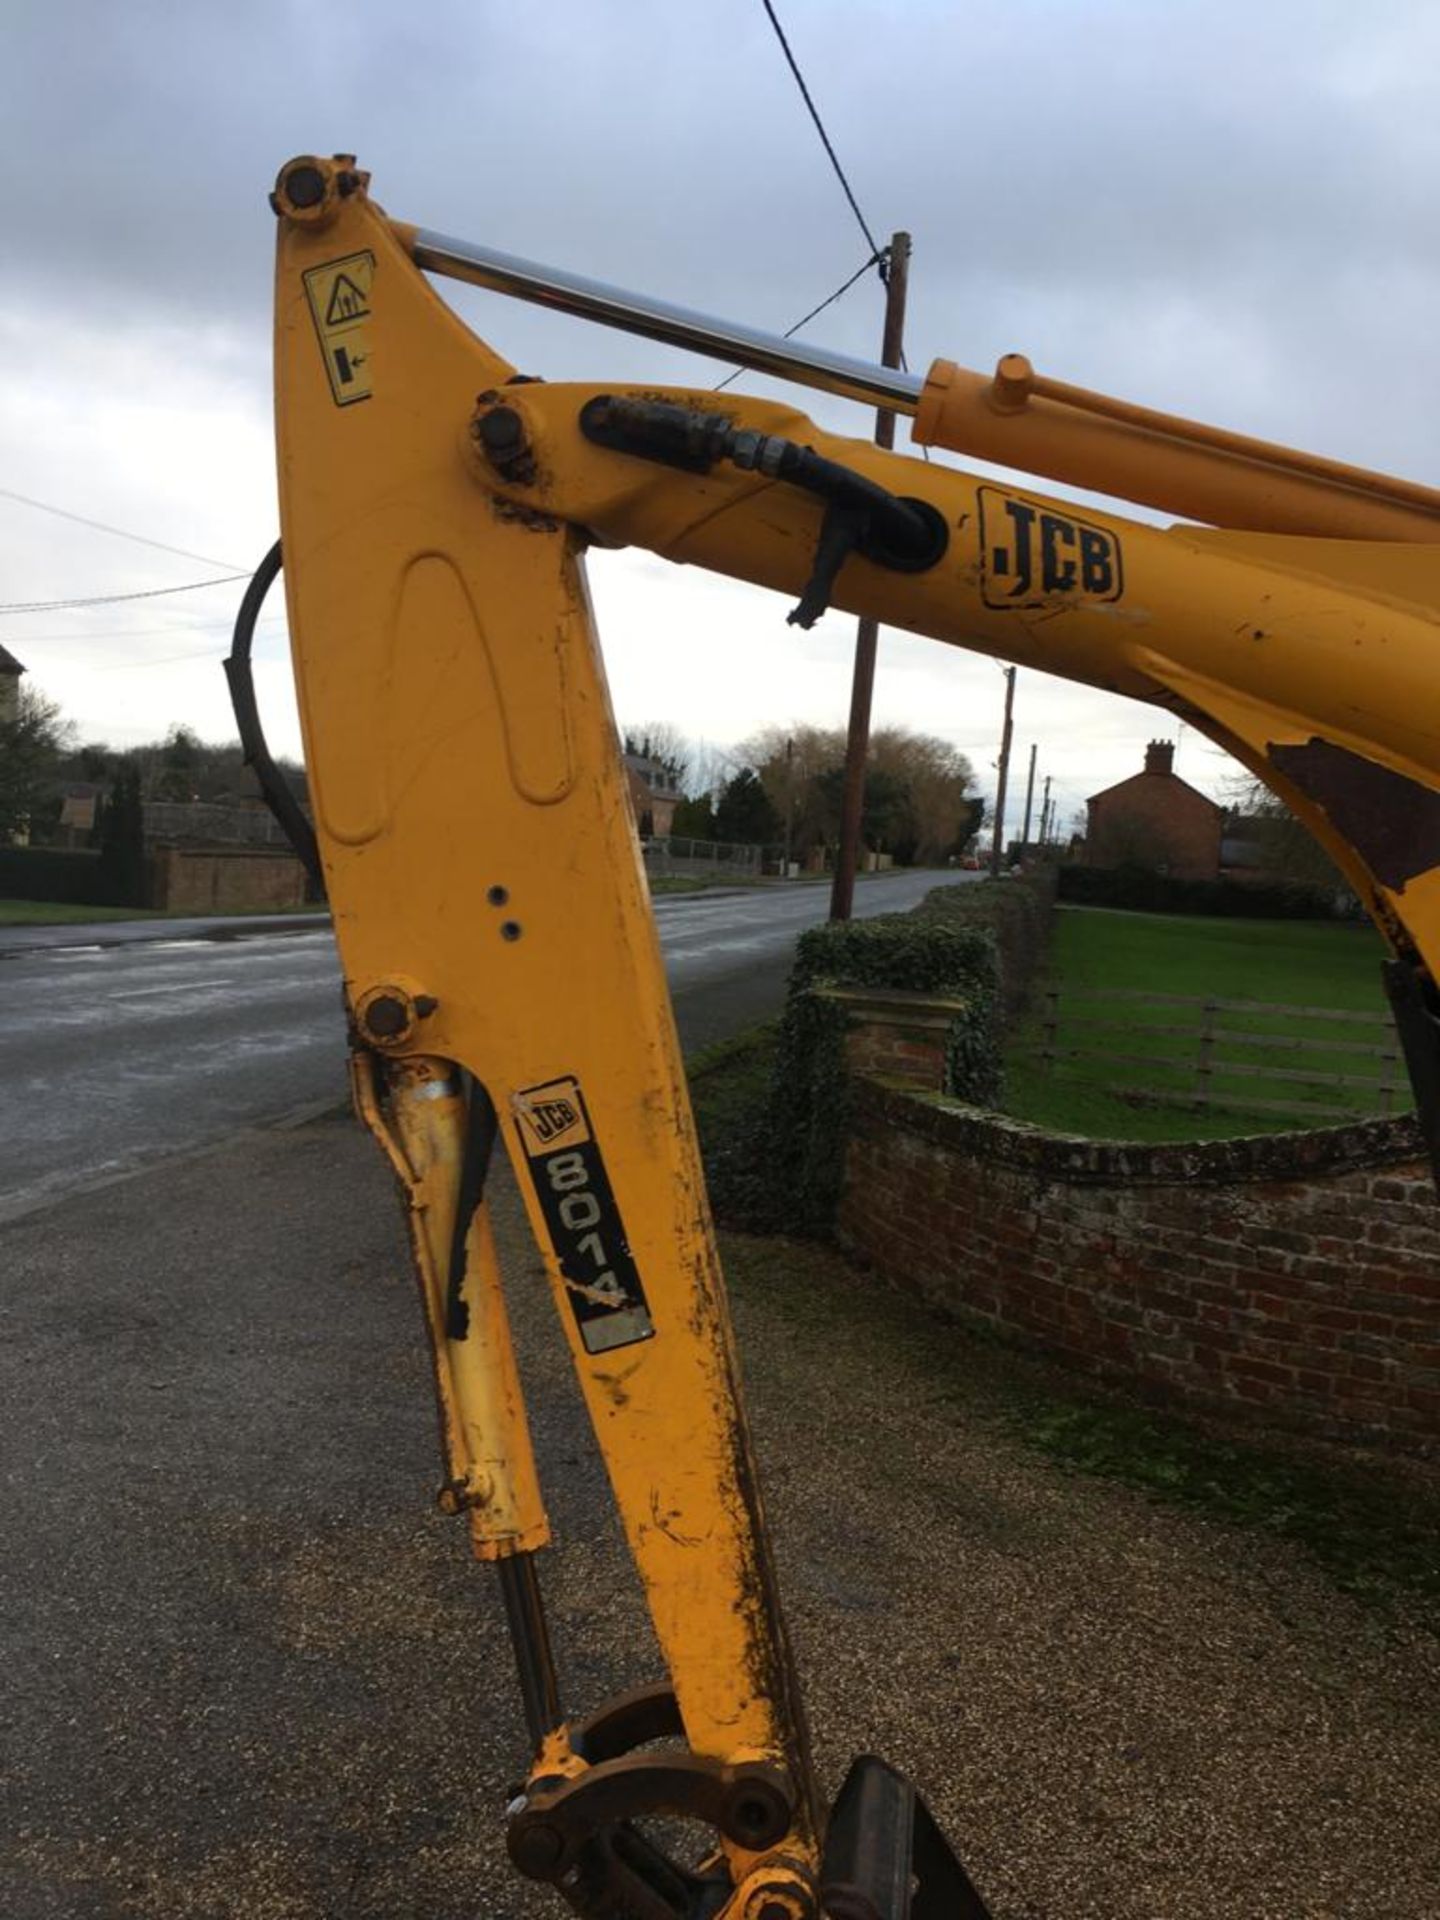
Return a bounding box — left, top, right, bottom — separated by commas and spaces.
3, 0, 1438, 831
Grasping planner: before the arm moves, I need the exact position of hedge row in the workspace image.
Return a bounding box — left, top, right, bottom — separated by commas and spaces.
758, 877, 1055, 1236
1057, 863, 1351, 919
913, 864, 1057, 1026
0, 846, 120, 906
697, 871, 1060, 1237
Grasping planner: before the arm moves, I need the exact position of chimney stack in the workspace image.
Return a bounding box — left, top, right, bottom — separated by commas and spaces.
1144, 739, 1174, 775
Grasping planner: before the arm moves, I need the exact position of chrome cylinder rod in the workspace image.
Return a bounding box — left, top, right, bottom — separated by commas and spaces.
407, 227, 924, 414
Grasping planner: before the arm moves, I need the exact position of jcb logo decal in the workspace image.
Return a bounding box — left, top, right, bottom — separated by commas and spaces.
527, 1098, 579, 1144
979, 488, 1122, 610
514, 1078, 591, 1154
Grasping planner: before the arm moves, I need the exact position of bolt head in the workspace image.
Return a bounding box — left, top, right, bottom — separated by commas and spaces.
741, 1881, 813, 1920
362, 994, 409, 1040
509, 1817, 566, 1877
478, 406, 525, 451
720, 1773, 791, 1852
283, 163, 326, 208
270, 155, 343, 226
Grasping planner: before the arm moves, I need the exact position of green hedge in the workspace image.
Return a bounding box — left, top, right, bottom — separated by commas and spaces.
697, 875, 1057, 1238
764, 906, 1005, 1237
1058, 863, 1349, 919
913, 866, 1057, 1026
0, 846, 116, 906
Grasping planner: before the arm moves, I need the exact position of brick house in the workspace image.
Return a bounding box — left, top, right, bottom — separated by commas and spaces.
0, 644, 23, 724
623, 750, 683, 838
1084, 740, 1222, 880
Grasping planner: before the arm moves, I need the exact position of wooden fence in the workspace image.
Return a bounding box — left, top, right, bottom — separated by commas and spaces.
1033, 986, 1406, 1122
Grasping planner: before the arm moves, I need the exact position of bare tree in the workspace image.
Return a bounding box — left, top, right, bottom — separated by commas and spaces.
0, 685, 72, 841
740, 722, 978, 865
1225, 775, 1351, 893
870, 727, 977, 863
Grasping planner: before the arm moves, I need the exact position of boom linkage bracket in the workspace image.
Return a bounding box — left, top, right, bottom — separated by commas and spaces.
506, 1683, 794, 1920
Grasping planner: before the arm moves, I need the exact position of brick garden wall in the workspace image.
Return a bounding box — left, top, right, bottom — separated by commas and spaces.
838, 1081, 1440, 1450
149, 846, 309, 913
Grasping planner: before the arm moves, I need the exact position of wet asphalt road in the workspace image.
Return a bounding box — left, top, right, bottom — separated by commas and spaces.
0, 873, 965, 1222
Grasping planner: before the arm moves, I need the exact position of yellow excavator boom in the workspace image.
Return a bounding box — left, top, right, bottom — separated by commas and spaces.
242, 152, 1440, 1919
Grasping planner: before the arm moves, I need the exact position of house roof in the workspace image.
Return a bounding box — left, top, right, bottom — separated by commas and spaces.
1086, 766, 1221, 812
623, 752, 683, 802
0, 644, 25, 676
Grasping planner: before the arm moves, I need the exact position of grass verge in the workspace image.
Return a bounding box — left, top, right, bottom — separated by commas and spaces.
689, 1023, 781, 1230
0, 900, 163, 926
1004, 1391, 1440, 1612
0, 900, 325, 928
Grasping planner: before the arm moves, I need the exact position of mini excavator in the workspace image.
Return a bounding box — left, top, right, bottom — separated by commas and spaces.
231, 153, 1440, 1919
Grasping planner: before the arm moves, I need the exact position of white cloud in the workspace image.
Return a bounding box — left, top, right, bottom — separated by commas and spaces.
1, 0, 1433, 817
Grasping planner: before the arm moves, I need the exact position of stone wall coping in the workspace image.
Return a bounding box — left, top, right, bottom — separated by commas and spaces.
156, 845, 305, 866
814, 983, 972, 1031
853, 1077, 1426, 1189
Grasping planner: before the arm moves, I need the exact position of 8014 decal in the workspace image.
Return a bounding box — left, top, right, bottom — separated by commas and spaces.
513, 1076, 655, 1356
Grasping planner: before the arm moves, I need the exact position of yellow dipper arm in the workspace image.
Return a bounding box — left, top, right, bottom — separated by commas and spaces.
271, 161, 819, 1917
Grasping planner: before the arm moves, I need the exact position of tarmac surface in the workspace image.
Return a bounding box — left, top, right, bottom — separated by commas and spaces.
0, 914, 332, 955
4, 1109, 1439, 1919
0, 872, 959, 1222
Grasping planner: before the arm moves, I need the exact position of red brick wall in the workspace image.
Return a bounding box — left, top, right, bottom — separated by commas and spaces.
1087, 773, 1221, 880
832, 987, 968, 1091
838, 1083, 1439, 1449
150, 847, 308, 912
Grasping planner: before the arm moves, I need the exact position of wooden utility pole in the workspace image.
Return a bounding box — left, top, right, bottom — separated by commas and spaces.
781, 736, 795, 878
829, 231, 911, 920
1020, 742, 1038, 850
988, 665, 1017, 877
1039, 774, 1053, 845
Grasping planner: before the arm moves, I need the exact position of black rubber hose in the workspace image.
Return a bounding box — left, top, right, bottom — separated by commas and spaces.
223, 541, 325, 894
445, 1078, 499, 1340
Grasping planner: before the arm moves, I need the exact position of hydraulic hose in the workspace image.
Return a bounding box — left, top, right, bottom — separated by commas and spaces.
223, 542, 325, 895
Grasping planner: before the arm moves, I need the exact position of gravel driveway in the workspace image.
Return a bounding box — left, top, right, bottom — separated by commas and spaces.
3, 1109, 1436, 1918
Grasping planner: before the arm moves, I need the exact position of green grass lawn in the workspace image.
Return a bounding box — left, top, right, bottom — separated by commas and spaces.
1005, 907, 1407, 1141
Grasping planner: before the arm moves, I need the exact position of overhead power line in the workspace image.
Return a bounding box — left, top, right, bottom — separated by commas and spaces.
87, 646, 231, 672
713, 248, 885, 392
760, 0, 885, 264
0, 573, 251, 616
0, 486, 241, 571
758, 0, 923, 406
11, 615, 286, 644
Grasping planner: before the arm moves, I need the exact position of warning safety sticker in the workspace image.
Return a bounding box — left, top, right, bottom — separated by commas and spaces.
302, 252, 375, 408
